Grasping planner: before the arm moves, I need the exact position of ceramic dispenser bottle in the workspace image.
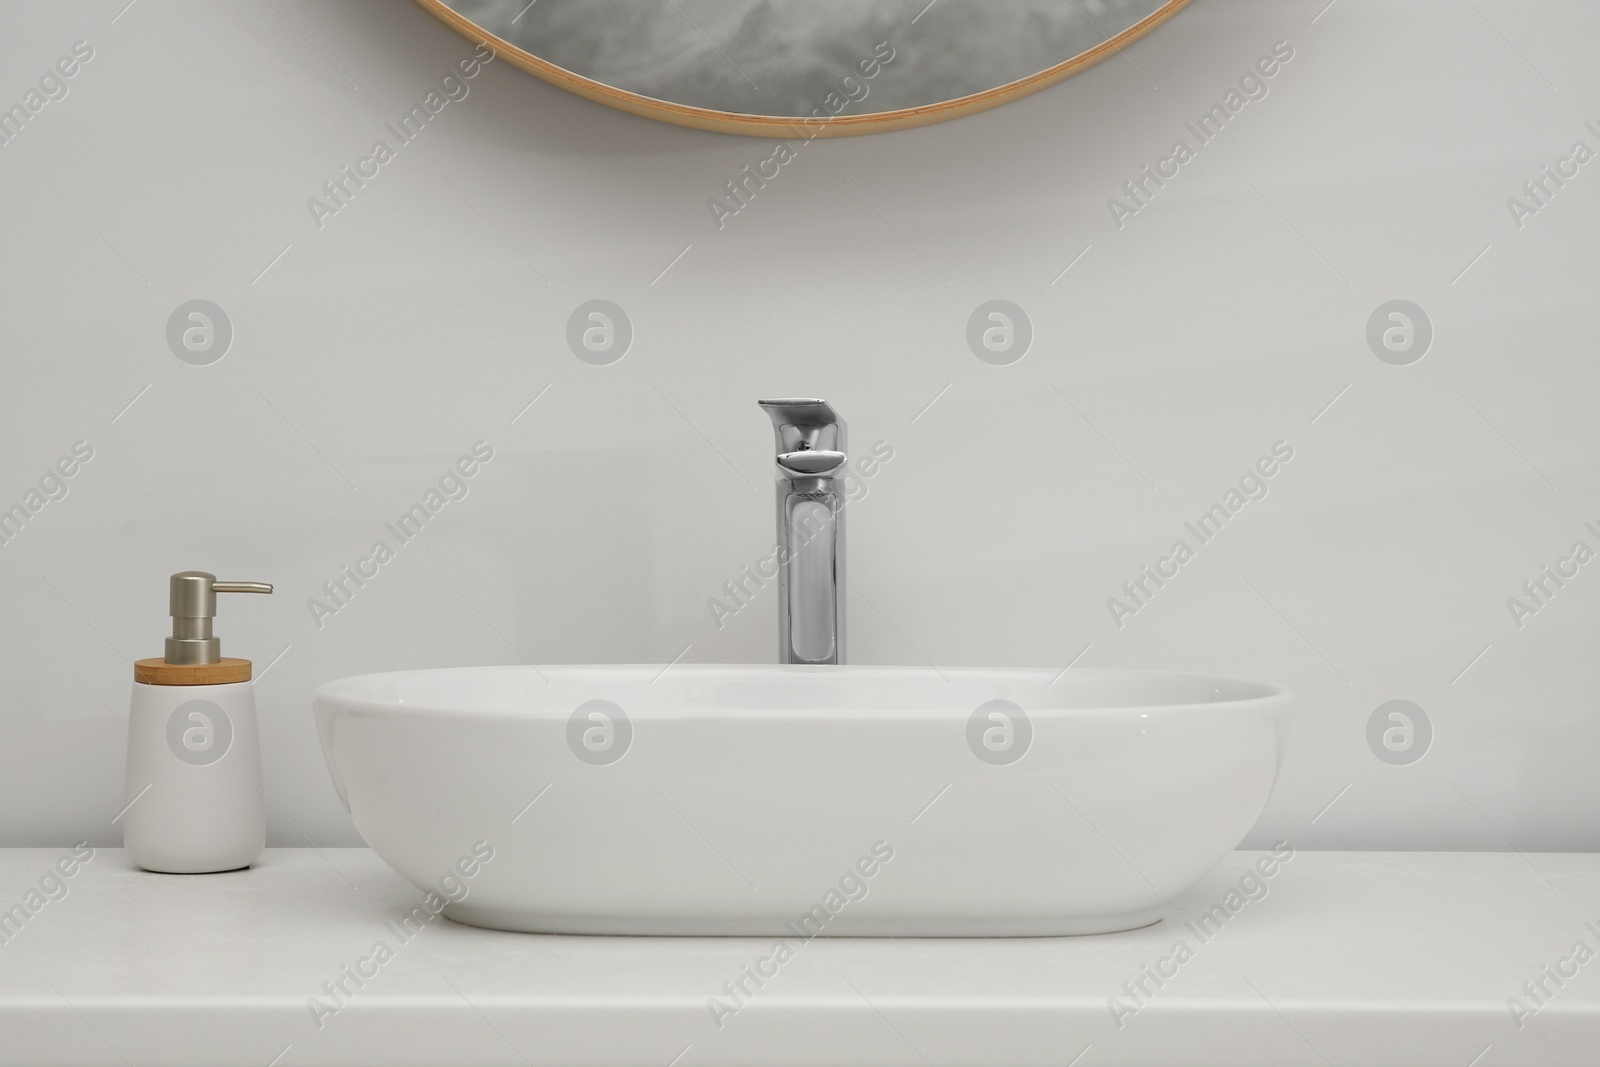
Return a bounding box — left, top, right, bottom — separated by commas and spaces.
124, 571, 272, 873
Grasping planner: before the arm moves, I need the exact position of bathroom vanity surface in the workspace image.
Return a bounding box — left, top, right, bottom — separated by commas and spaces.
0, 848, 1594, 1066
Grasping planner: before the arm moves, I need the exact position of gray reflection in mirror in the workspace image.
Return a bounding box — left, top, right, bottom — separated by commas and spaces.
444, 0, 1169, 116
788, 500, 836, 663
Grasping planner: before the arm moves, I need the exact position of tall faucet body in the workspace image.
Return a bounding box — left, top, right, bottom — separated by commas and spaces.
758, 399, 847, 665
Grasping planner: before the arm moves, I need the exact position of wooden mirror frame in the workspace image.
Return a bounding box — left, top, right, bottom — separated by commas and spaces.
413, 0, 1194, 137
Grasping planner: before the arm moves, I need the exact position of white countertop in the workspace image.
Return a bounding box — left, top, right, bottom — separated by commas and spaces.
0, 848, 1595, 1066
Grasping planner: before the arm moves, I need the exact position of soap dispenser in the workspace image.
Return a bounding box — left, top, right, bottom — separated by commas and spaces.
124, 571, 273, 873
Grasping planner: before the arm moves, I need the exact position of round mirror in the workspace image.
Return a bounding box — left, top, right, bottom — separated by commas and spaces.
417, 0, 1191, 136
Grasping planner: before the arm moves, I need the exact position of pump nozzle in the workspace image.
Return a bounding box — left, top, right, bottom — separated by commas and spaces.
165, 571, 273, 665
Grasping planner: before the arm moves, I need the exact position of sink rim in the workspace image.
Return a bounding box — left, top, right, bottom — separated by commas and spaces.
315, 664, 1293, 719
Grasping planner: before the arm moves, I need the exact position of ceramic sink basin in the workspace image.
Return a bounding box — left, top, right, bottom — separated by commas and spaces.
314, 665, 1291, 936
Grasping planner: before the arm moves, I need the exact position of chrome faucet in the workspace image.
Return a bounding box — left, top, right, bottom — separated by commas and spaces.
759, 399, 847, 665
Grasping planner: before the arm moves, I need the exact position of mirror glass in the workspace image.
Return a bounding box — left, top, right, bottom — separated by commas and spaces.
426, 0, 1185, 134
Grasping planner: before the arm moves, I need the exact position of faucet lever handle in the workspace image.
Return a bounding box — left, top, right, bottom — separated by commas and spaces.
777, 450, 847, 477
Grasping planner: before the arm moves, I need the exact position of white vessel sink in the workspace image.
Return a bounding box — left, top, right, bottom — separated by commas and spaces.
314, 666, 1291, 936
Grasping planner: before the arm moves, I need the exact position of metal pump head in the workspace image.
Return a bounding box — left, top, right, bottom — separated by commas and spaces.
165, 571, 273, 665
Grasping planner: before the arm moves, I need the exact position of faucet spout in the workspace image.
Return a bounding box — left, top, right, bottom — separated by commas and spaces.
759, 399, 847, 665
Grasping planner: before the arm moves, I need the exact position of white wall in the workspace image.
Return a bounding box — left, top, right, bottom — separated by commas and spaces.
2, 0, 1596, 852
